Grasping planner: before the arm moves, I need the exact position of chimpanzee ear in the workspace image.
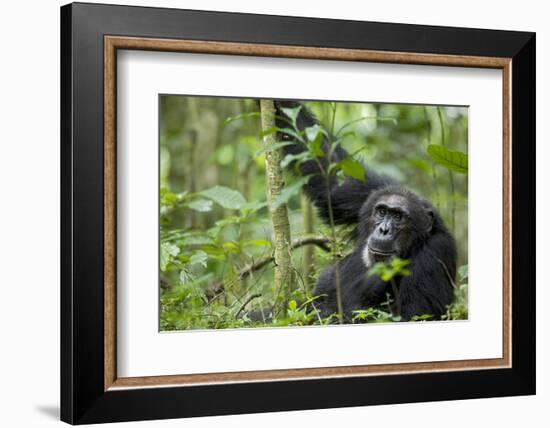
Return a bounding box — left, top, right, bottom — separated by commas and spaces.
424, 208, 434, 233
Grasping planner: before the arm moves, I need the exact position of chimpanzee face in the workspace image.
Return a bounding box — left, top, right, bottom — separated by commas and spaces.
362, 193, 432, 267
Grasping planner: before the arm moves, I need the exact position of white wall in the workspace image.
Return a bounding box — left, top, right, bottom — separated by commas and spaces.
0, 1, 545, 427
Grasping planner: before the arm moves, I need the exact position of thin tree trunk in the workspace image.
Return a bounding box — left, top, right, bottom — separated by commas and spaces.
259, 99, 294, 309
301, 194, 315, 291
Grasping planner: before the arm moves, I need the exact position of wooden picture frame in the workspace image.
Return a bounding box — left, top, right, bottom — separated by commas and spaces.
61, 2, 535, 424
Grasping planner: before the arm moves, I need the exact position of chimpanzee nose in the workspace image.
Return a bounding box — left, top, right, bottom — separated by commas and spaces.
379, 223, 390, 236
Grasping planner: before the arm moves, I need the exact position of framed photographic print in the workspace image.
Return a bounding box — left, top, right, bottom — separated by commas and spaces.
60, 2, 536, 424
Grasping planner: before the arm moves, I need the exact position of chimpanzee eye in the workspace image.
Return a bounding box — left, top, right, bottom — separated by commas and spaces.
377, 207, 387, 216
394, 212, 402, 221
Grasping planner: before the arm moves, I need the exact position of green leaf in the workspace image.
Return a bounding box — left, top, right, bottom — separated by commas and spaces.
260, 126, 278, 138
338, 158, 365, 181
288, 300, 297, 311
255, 141, 295, 156
277, 127, 304, 143
280, 152, 310, 169
411, 314, 434, 321
201, 185, 247, 210
458, 265, 469, 282
179, 268, 192, 285
223, 111, 260, 126
304, 124, 326, 155
160, 188, 178, 205
427, 144, 468, 174
189, 250, 208, 268
243, 239, 272, 248
305, 125, 326, 158
280, 106, 302, 128
336, 115, 397, 136
272, 176, 310, 209
240, 200, 268, 214
222, 241, 240, 254
310, 137, 325, 158
160, 242, 180, 271
367, 258, 410, 282
187, 198, 213, 212
408, 158, 433, 174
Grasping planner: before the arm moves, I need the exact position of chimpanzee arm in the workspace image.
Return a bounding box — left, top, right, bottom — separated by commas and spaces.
274, 100, 392, 227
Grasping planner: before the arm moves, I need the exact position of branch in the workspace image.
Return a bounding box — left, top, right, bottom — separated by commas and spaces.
291, 236, 332, 252
238, 236, 331, 280
205, 236, 331, 299
235, 293, 262, 318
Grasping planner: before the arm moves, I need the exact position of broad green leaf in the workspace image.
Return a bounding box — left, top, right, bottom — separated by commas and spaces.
160, 242, 180, 271
288, 300, 297, 311
305, 124, 322, 142
201, 185, 247, 210
305, 125, 326, 158
280, 106, 302, 128
338, 158, 365, 182
187, 198, 213, 212
189, 250, 208, 268
272, 176, 310, 209
427, 144, 468, 174
310, 136, 325, 158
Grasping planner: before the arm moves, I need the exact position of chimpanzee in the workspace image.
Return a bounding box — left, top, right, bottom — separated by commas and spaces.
275, 100, 456, 321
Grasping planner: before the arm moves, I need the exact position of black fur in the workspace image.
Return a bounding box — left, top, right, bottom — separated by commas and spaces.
275, 100, 456, 321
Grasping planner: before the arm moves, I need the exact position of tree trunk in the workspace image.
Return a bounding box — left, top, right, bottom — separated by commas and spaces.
259, 99, 294, 308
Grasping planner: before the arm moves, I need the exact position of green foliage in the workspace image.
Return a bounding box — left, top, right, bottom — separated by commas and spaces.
187, 198, 213, 212
352, 307, 395, 323
159, 96, 468, 330
160, 242, 179, 272
410, 314, 434, 321
200, 185, 247, 210
305, 124, 327, 157
336, 158, 365, 181
368, 258, 411, 282
279, 106, 302, 128
442, 264, 469, 321
427, 144, 468, 174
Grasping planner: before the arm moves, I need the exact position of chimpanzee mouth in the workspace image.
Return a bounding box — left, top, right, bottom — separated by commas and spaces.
368, 246, 396, 257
